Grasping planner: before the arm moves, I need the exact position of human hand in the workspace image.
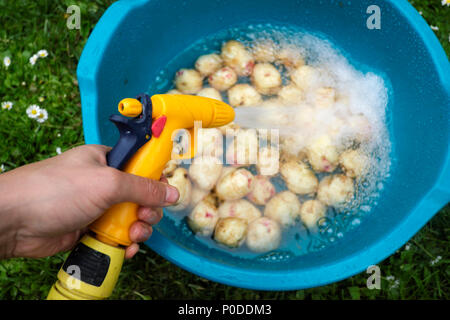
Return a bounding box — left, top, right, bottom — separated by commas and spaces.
0, 144, 179, 260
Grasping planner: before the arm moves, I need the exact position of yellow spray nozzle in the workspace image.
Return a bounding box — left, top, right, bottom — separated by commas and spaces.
118, 98, 143, 117
48, 93, 235, 300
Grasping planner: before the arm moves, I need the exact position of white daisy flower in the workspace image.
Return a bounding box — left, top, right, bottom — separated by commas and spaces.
1, 101, 13, 110
3, 56, 11, 68
442, 0, 450, 6
29, 54, 38, 66
38, 96, 45, 102
430, 255, 442, 266
57, 133, 61, 137
390, 279, 400, 289
430, 25, 439, 31
56, 147, 62, 155
0, 164, 5, 173
26, 105, 41, 119
405, 244, 411, 251
37, 49, 48, 58
36, 108, 48, 123
418, 11, 422, 15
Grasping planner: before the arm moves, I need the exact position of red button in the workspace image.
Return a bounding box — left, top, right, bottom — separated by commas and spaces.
151, 115, 167, 138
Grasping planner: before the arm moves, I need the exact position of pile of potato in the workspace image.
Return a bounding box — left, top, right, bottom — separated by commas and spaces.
163, 39, 371, 253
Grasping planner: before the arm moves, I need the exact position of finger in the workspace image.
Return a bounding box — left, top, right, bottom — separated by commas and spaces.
137, 207, 163, 225
115, 171, 179, 207
125, 243, 140, 259
129, 221, 153, 243
160, 176, 168, 184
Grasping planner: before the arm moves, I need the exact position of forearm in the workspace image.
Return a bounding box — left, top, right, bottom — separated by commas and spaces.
0, 170, 23, 260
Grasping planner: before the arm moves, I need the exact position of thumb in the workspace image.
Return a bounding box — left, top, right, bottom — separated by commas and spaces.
114, 171, 179, 207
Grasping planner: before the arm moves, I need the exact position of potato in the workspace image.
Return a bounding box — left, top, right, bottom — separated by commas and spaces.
264, 191, 302, 227
299, 199, 327, 229
162, 159, 180, 177
278, 84, 304, 105
195, 53, 223, 76
197, 87, 223, 101
190, 187, 210, 208
252, 40, 277, 63
166, 89, 182, 94
346, 114, 372, 141
280, 160, 318, 195
317, 174, 355, 207
225, 129, 258, 166
196, 128, 223, 159
246, 217, 282, 253
214, 217, 248, 247
251, 63, 282, 95
174, 69, 203, 94
227, 84, 262, 107
256, 146, 280, 176
276, 45, 305, 69
291, 65, 318, 91
208, 66, 238, 91
166, 168, 192, 211
339, 149, 369, 178
221, 40, 255, 76
306, 135, 339, 173
187, 199, 219, 236
188, 156, 222, 191
215, 168, 255, 200
246, 175, 276, 205
314, 87, 336, 109
218, 199, 261, 223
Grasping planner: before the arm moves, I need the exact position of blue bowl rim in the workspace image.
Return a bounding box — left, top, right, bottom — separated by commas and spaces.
78, 0, 450, 290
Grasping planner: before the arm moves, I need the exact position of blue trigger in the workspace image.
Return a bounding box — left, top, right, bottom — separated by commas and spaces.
106, 94, 153, 170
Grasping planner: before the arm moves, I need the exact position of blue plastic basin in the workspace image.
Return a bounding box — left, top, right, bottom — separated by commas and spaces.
78, 0, 450, 290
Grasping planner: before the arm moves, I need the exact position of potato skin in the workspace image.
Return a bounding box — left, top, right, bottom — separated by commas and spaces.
276, 45, 305, 69
251, 63, 282, 95
256, 146, 280, 176
246, 175, 276, 205
197, 87, 223, 101
214, 217, 248, 248
306, 135, 340, 173
218, 199, 262, 223
187, 199, 219, 236
299, 199, 327, 229
291, 65, 318, 91
221, 40, 255, 76
167, 167, 192, 211
215, 168, 255, 201
195, 53, 223, 76
227, 84, 262, 107
264, 191, 302, 227
188, 156, 223, 191
174, 69, 203, 94
339, 149, 369, 178
225, 129, 259, 167
208, 66, 238, 91
317, 174, 355, 207
246, 217, 282, 253
280, 161, 318, 195
278, 84, 304, 105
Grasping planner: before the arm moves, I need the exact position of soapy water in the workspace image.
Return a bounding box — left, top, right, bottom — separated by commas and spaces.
147, 23, 392, 261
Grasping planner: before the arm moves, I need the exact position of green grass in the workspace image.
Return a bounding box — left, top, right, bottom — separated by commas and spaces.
0, 0, 449, 300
